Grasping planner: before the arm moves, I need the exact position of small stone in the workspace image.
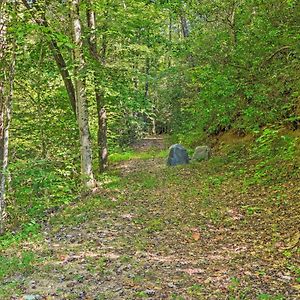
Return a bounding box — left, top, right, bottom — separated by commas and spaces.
145, 289, 156, 296
78, 291, 86, 299
23, 295, 41, 300
29, 281, 37, 289
50, 293, 59, 297
281, 275, 292, 281
114, 286, 123, 292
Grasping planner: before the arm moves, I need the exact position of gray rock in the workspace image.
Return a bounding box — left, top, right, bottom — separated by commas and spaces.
166, 144, 189, 166
192, 146, 211, 161
23, 295, 42, 300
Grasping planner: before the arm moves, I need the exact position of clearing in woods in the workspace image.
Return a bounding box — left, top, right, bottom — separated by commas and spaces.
0, 136, 299, 299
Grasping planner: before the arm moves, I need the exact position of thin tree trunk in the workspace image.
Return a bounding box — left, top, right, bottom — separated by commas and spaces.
0, 0, 15, 234
0, 48, 14, 234
180, 13, 189, 38
133, 61, 139, 90
144, 56, 150, 99
0, 91, 4, 234
0, 3, 7, 234
87, 0, 108, 173
151, 117, 156, 135
144, 56, 155, 135
228, 4, 237, 47
168, 12, 172, 68
70, 0, 96, 188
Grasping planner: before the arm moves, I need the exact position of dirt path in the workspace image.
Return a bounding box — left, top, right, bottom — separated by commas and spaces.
3, 137, 300, 299
131, 135, 167, 152
114, 135, 167, 176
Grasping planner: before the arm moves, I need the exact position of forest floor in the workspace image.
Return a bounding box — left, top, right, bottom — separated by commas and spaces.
0, 135, 300, 300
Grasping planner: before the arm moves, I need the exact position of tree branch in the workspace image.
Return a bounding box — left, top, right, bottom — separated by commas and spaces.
261, 46, 292, 67
21, 0, 77, 116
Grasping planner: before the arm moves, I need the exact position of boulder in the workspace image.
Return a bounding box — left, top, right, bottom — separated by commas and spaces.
192, 146, 211, 161
166, 144, 189, 166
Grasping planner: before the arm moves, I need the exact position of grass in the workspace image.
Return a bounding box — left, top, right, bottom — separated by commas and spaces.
109, 149, 168, 163
0, 251, 35, 280
0, 251, 36, 298
49, 195, 119, 227
0, 281, 22, 299
187, 284, 204, 296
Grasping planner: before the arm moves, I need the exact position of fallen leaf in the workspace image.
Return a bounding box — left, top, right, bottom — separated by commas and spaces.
59, 255, 67, 261
182, 268, 205, 275
192, 232, 200, 241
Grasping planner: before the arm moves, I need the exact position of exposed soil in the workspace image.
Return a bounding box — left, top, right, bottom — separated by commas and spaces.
131, 135, 167, 152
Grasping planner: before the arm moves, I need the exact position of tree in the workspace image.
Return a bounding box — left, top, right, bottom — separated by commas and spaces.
87, 0, 108, 173
70, 0, 96, 188
0, 0, 16, 233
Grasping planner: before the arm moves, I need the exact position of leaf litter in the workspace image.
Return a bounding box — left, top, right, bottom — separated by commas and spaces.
1, 137, 299, 299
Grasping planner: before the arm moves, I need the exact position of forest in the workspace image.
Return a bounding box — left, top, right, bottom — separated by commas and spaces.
0, 0, 299, 299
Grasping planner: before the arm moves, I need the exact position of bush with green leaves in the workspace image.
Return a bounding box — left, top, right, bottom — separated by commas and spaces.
7, 159, 78, 230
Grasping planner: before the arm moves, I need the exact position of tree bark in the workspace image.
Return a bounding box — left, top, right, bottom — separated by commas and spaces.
225, 1, 238, 47
0, 10, 6, 233
168, 12, 172, 68
0, 0, 15, 234
144, 56, 150, 99
87, 0, 108, 173
70, 0, 96, 188
180, 13, 189, 38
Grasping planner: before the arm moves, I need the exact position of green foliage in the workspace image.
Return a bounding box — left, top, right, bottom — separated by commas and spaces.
246, 128, 299, 185
164, 0, 300, 139
7, 159, 78, 229
187, 284, 204, 297
110, 149, 167, 162
50, 195, 118, 228
254, 129, 296, 159
0, 251, 35, 281
145, 218, 163, 233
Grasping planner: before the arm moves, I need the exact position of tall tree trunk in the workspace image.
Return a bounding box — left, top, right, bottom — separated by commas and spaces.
0, 10, 6, 232
0, 0, 15, 234
227, 2, 238, 47
70, 0, 96, 188
144, 56, 150, 99
21, 0, 77, 116
168, 12, 172, 68
87, 0, 108, 173
144, 56, 155, 135
180, 13, 189, 38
